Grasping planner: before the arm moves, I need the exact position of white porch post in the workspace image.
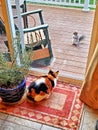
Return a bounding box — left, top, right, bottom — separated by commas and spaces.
6, 0, 21, 65
83, 0, 90, 12
15, 0, 25, 56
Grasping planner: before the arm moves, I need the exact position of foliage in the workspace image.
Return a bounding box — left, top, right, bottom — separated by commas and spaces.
0, 39, 31, 89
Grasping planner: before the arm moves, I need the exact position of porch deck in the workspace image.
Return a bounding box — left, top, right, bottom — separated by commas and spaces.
0, 3, 95, 85
26, 4, 95, 84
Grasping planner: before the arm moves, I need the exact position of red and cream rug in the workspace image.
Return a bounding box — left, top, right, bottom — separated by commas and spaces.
0, 75, 84, 130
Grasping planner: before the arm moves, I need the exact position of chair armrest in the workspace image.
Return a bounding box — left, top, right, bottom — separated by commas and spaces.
23, 24, 48, 33
14, 9, 43, 18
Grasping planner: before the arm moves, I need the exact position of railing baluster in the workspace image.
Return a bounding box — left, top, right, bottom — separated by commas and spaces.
83, 0, 90, 12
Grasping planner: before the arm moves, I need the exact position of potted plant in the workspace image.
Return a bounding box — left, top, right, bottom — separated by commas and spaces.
0, 39, 31, 104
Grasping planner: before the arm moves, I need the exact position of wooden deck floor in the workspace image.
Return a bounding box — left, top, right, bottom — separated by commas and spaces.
0, 3, 95, 85
26, 4, 95, 84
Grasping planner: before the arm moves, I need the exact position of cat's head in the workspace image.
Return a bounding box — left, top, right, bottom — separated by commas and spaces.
48, 69, 59, 78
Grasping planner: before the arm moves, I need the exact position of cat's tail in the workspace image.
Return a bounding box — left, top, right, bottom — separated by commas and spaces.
79, 35, 85, 42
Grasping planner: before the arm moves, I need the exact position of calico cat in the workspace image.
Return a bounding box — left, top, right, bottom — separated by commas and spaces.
27, 70, 59, 102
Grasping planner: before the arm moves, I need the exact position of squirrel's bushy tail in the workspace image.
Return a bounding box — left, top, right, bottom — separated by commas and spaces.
79, 35, 85, 41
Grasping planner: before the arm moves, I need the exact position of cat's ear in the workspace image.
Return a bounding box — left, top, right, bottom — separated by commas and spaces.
48, 69, 53, 74
56, 71, 59, 73
55, 71, 59, 77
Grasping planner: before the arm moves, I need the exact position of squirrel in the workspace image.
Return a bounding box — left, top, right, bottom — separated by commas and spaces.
72, 32, 85, 46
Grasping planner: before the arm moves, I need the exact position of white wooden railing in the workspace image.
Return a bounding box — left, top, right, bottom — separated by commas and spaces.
26, 0, 96, 11
10, 0, 24, 6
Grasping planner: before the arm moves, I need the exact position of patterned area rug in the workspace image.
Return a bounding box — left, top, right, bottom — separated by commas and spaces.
0, 75, 84, 130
